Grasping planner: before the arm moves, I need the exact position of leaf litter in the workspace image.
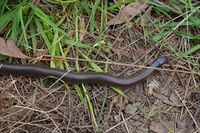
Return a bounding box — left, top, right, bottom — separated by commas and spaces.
0, 37, 30, 59
150, 119, 194, 133
106, 2, 148, 25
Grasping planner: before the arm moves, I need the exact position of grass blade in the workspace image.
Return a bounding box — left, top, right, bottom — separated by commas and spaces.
11, 8, 20, 41
29, 22, 37, 55
90, 0, 100, 33
177, 44, 200, 59
0, 0, 8, 17
82, 54, 103, 72
0, 8, 17, 30
82, 84, 99, 131
31, 4, 67, 35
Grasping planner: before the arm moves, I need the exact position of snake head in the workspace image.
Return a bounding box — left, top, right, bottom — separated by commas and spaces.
154, 56, 167, 67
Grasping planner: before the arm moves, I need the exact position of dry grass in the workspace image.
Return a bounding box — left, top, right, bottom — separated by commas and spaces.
0, 0, 200, 132
1, 26, 200, 132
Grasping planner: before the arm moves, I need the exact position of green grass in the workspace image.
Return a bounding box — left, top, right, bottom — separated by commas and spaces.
145, 0, 200, 68
0, 0, 200, 131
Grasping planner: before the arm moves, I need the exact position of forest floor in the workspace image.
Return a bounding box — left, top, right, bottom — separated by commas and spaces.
0, 0, 200, 132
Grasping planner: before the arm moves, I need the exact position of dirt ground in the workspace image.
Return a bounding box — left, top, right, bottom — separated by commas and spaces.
0, 1, 200, 132
0, 24, 199, 133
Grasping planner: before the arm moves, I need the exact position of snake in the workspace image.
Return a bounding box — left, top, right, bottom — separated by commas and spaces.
0, 56, 167, 87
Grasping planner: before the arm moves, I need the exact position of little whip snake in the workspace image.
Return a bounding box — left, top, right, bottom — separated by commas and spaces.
0, 56, 167, 87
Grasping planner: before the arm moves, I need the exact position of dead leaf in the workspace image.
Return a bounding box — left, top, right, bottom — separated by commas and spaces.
139, 15, 147, 28
147, 80, 160, 95
150, 121, 168, 133
27, 89, 37, 105
0, 96, 10, 108
111, 96, 128, 110
150, 119, 194, 133
125, 103, 138, 115
138, 5, 153, 28
79, 17, 87, 42
111, 46, 132, 59
0, 37, 30, 59
152, 91, 183, 107
67, 30, 74, 39
0, 92, 17, 109
106, 2, 148, 25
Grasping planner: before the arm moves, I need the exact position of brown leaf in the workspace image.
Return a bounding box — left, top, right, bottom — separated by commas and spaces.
0, 96, 10, 109
106, 2, 148, 25
150, 119, 194, 133
27, 89, 37, 105
125, 103, 138, 115
152, 91, 183, 107
139, 15, 147, 28
150, 121, 169, 133
0, 37, 30, 59
79, 17, 87, 42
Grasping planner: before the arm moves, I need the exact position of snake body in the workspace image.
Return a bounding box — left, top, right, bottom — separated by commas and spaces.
0, 56, 167, 87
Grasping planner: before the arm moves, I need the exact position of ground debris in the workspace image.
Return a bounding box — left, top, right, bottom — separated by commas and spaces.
150, 119, 194, 133
106, 2, 148, 25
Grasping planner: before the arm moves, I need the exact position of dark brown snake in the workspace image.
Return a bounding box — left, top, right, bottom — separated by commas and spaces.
0, 56, 167, 87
